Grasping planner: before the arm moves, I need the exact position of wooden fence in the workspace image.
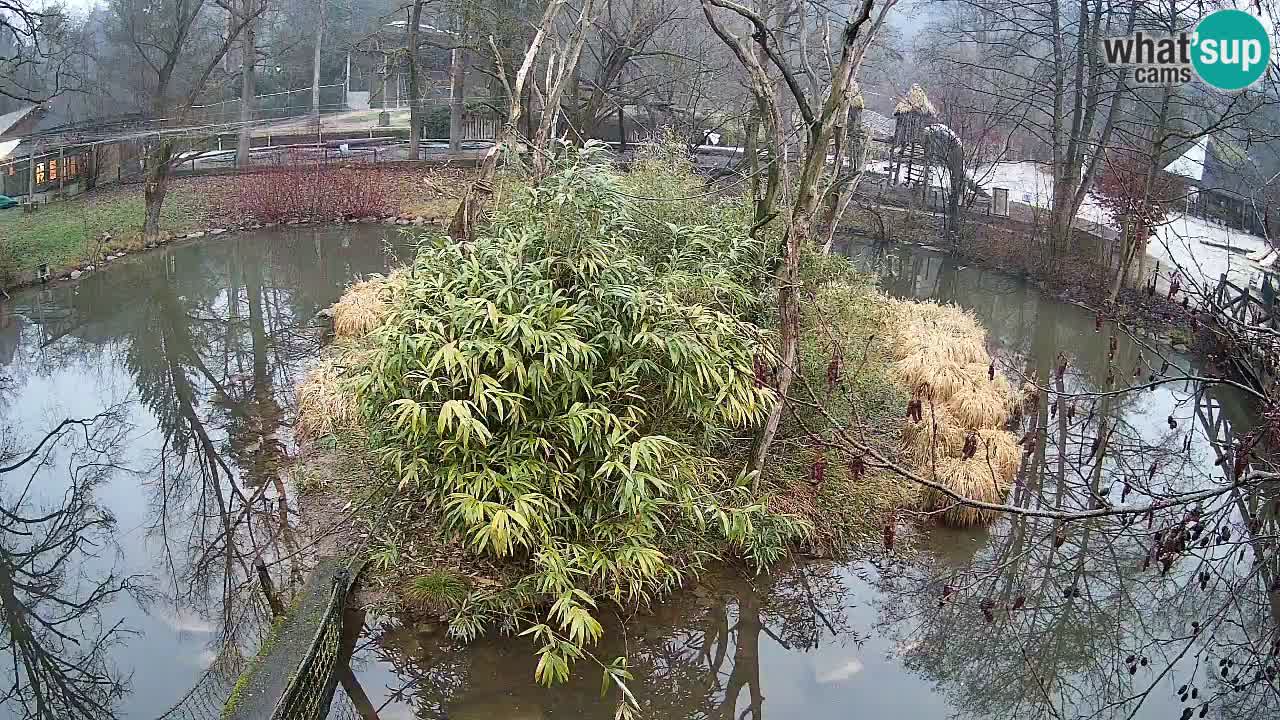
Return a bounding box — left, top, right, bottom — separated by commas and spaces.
1210, 272, 1279, 390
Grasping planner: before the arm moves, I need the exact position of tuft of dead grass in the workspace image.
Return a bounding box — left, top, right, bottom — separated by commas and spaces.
922, 456, 1009, 527
886, 298, 1021, 527
333, 275, 392, 340
296, 357, 359, 440
902, 403, 967, 465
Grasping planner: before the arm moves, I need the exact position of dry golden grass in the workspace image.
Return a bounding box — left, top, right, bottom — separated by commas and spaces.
333, 276, 392, 340
948, 386, 1010, 429
885, 298, 1021, 527
902, 404, 967, 465
921, 456, 1010, 527
974, 428, 1021, 477
895, 356, 978, 401
296, 357, 359, 440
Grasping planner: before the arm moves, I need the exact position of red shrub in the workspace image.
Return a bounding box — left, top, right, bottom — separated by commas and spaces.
1095, 151, 1184, 240
232, 164, 397, 223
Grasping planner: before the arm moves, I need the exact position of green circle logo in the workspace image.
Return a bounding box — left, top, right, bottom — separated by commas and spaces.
1192, 9, 1271, 90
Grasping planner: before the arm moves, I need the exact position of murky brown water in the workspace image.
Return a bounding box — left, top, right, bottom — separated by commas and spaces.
0, 230, 1274, 720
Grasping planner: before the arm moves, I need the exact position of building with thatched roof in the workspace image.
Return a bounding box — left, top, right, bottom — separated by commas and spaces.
893, 85, 939, 118
888, 84, 938, 191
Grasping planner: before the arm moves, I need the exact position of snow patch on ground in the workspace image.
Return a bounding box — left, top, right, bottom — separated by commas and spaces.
868, 158, 1271, 289
1150, 213, 1267, 289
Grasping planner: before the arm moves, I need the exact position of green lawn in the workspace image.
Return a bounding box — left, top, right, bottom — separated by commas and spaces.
0, 186, 206, 278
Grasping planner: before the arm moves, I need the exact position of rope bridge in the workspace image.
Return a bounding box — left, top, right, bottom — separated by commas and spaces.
222, 556, 363, 720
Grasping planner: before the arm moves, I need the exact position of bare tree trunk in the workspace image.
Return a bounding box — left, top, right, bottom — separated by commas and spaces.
311, 0, 326, 133
819, 97, 869, 252
143, 140, 174, 243
703, 0, 878, 479
449, 46, 465, 154
236, 1, 257, 168
407, 0, 425, 159
448, 1, 567, 241
531, 0, 598, 177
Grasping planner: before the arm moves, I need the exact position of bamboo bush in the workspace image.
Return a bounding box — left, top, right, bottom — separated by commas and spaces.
333, 145, 808, 684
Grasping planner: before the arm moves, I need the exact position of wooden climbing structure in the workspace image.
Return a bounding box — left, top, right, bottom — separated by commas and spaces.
887, 84, 938, 191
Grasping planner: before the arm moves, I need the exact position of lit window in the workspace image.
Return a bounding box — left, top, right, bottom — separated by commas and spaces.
35, 163, 44, 184
67, 157, 78, 177
48, 160, 57, 180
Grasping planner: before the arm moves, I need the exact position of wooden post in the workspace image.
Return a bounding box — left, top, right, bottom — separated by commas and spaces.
617, 106, 626, 153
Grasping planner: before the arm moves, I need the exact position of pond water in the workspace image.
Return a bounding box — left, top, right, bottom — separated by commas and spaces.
0, 230, 1274, 720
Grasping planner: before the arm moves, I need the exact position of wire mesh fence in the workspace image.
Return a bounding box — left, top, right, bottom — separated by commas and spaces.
191, 85, 349, 126
269, 569, 352, 720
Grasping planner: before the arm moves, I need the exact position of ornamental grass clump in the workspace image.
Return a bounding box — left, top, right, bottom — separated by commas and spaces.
886, 299, 1021, 527
341, 148, 808, 684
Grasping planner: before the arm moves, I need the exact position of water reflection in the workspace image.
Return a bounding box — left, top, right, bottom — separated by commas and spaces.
360, 562, 865, 720
0, 227, 410, 718
851, 240, 1280, 720
0, 407, 145, 719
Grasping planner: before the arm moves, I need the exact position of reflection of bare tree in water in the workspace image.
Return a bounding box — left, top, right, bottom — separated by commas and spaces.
129, 243, 323, 672
0, 410, 152, 720
367, 562, 859, 720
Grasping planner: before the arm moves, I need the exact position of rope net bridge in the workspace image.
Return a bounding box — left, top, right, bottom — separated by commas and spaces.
161, 556, 372, 720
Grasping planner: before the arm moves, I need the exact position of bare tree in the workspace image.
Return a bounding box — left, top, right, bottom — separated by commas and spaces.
701, 0, 882, 477
109, 0, 265, 242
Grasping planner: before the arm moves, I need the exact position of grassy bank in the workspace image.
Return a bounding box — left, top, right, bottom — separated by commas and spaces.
0, 167, 468, 287
0, 185, 207, 278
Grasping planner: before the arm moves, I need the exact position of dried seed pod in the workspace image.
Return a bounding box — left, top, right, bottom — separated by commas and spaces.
849, 455, 866, 481
753, 355, 769, 388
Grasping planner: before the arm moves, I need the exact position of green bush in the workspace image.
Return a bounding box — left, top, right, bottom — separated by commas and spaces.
348, 144, 807, 686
